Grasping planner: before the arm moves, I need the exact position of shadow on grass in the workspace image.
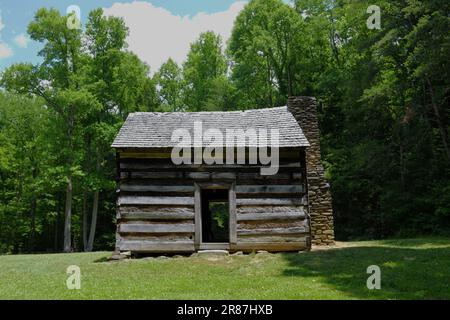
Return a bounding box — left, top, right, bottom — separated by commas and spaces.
376, 237, 450, 248
281, 244, 450, 299
94, 256, 110, 263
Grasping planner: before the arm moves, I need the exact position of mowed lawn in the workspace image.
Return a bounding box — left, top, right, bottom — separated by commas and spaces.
0, 238, 449, 300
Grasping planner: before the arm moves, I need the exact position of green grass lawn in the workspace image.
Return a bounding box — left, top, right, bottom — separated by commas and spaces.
0, 237, 449, 300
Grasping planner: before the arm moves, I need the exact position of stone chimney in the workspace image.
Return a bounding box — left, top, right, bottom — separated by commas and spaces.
287, 97, 334, 245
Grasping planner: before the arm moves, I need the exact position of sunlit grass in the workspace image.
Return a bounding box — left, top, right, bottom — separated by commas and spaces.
0, 237, 448, 299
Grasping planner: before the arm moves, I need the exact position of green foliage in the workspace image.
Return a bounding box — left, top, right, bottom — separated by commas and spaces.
183, 31, 229, 111
292, 0, 450, 238
0, 7, 153, 253
155, 58, 184, 111
228, 0, 305, 108
209, 203, 229, 241
0, 93, 52, 252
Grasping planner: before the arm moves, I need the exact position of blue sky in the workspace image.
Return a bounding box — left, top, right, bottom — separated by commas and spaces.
0, 0, 266, 71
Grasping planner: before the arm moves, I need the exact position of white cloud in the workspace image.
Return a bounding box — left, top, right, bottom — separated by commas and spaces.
0, 42, 13, 58
103, 1, 246, 72
0, 12, 13, 59
14, 33, 30, 48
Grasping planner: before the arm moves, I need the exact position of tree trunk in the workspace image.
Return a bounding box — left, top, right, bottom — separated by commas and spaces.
82, 192, 88, 251
287, 65, 293, 97
86, 156, 101, 252
63, 177, 73, 253
29, 195, 37, 253
266, 56, 273, 107
426, 76, 450, 161
29, 166, 38, 253
54, 193, 61, 252
86, 190, 99, 252
328, 13, 340, 66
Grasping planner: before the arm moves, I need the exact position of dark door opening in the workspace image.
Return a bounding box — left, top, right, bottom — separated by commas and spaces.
201, 189, 229, 243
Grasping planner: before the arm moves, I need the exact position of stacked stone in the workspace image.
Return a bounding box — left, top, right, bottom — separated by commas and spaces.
287, 96, 335, 245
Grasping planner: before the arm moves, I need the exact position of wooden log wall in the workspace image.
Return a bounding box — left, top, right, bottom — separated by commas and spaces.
116, 147, 310, 253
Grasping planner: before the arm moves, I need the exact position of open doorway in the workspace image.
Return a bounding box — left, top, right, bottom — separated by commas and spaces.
201, 189, 229, 243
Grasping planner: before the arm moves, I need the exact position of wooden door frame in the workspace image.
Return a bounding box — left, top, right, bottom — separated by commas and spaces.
194, 182, 236, 251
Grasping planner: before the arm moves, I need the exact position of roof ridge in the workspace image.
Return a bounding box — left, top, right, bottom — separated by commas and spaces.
130, 106, 288, 116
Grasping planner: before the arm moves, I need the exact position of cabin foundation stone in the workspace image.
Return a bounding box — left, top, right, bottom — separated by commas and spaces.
288, 96, 335, 245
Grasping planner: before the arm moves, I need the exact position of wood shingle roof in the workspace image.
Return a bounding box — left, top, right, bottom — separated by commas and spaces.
112, 106, 309, 148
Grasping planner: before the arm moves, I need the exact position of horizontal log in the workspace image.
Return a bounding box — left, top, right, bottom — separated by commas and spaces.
231, 242, 307, 252
119, 223, 194, 234
120, 212, 195, 220
119, 162, 301, 172
119, 196, 194, 206
236, 197, 306, 206
237, 211, 306, 221
120, 184, 195, 193
118, 178, 193, 186
120, 173, 303, 184
236, 185, 303, 194
118, 240, 195, 252
120, 152, 172, 159
211, 172, 236, 179
237, 206, 305, 214
121, 179, 303, 189
185, 172, 210, 179
119, 191, 194, 198
199, 243, 230, 250
235, 180, 304, 187
237, 173, 292, 180
122, 172, 184, 179
237, 226, 308, 236
292, 173, 303, 180
196, 182, 234, 189
238, 220, 307, 230
119, 234, 193, 241
237, 235, 307, 243
120, 206, 194, 214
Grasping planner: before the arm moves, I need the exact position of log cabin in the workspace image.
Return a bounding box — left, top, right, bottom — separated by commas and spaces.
111, 96, 334, 254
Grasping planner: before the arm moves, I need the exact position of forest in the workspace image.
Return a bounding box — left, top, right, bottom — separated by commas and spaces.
0, 0, 449, 253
